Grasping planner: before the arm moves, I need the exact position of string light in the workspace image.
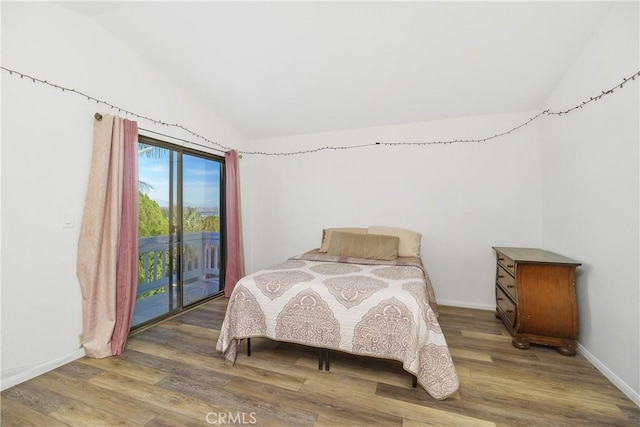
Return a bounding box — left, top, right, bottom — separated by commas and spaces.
2, 65, 638, 156
1, 66, 234, 153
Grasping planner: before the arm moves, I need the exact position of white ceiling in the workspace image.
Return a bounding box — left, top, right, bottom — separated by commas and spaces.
58, 1, 613, 139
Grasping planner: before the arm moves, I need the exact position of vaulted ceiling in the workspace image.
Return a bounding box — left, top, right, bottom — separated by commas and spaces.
58, 1, 613, 139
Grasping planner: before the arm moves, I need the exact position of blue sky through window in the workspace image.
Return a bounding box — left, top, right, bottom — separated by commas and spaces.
139, 150, 221, 209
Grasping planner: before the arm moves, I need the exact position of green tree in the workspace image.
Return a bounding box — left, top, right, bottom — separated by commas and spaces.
202, 215, 220, 232
139, 192, 169, 237
182, 206, 202, 233
181, 207, 220, 232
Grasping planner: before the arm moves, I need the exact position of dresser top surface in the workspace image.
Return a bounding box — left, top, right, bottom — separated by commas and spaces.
492, 247, 581, 266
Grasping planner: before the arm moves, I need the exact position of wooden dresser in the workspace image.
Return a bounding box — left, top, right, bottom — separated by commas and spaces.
492, 247, 581, 356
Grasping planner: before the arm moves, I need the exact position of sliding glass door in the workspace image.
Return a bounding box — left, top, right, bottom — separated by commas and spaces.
132, 136, 224, 329
181, 153, 224, 306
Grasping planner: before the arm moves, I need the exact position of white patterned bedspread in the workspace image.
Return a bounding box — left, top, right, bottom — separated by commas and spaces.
215, 250, 459, 400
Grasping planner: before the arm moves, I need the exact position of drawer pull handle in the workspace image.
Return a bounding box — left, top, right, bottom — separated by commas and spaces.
498, 257, 505, 261
498, 274, 504, 278
506, 309, 514, 314
507, 264, 514, 268
497, 297, 504, 301
507, 285, 514, 288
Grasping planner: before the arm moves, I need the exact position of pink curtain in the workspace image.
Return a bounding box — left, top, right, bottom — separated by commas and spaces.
77, 114, 139, 358
224, 150, 245, 297
111, 120, 139, 355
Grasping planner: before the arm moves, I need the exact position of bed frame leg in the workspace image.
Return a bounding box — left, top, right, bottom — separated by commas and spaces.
412, 375, 417, 388
247, 338, 251, 357
318, 349, 330, 371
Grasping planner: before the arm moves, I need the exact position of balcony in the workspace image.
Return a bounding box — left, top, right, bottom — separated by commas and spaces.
133, 231, 222, 327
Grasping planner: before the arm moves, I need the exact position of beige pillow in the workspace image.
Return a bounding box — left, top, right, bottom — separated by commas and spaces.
327, 231, 399, 261
367, 226, 421, 257
319, 227, 367, 252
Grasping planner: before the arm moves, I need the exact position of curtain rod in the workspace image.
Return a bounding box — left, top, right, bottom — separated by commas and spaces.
94, 112, 228, 155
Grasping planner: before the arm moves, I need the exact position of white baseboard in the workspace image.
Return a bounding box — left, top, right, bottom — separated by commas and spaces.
2, 314, 638, 410
1, 347, 86, 391
577, 343, 640, 407
440, 301, 639, 407
438, 299, 495, 311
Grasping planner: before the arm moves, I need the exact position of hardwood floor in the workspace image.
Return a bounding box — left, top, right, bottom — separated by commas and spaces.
2, 298, 638, 426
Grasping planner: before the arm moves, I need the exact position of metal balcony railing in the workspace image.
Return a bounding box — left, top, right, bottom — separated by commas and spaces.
137, 231, 221, 299
133, 231, 222, 327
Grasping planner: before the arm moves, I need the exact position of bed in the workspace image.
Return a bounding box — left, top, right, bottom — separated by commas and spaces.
216, 226, 459, 400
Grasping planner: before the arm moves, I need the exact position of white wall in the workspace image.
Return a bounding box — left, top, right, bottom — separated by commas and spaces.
244, 111, 542, 309
1, 2, 247, 389
2, 0, 637, 407
540, 2, 639, 404
243, 2, 640, 405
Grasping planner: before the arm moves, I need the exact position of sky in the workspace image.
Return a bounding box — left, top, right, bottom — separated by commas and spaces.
138, 149, 221, 209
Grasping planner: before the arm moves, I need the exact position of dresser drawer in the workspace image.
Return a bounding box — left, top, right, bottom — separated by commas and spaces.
496, 264, 516, 300
492, 246, 581, 356
497, 253, 516, 276
496, 286, 516, 328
